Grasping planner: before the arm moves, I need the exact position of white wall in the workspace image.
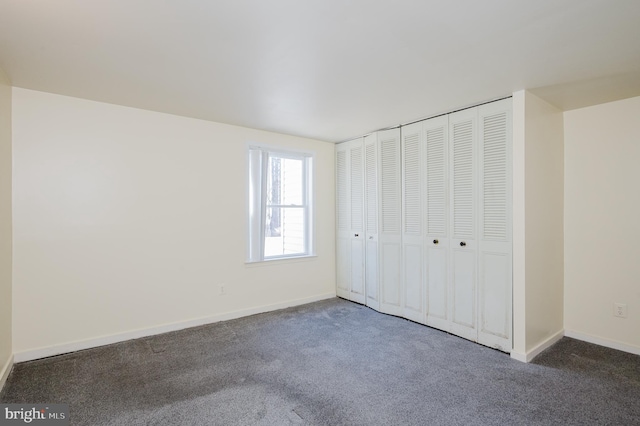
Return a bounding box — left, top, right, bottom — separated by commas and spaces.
564, 96, 640, 353
11, 88, 336, 359
0, 68, 12, 388
523, 92, 564, 353
512, 90, 564, 361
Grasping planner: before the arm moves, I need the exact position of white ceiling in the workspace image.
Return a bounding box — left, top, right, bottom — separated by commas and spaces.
1, 0, 639, 142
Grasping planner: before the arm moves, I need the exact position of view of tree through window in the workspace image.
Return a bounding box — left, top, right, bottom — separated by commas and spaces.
264, 155, 305, 257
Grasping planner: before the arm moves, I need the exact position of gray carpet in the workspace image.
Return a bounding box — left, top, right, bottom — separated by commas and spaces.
1, 298, 639, 425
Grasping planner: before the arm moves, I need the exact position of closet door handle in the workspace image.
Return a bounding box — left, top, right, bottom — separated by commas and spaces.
433, 239, 439, 245
354, 234, 359, 237
460, 241, 466, 247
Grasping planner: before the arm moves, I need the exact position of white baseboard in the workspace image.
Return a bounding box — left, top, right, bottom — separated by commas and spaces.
510, 329, 565, 363
0, 354, 13, 393
509, 350, 527, 363
564, 329, 640, 356
13, 292, 336, 363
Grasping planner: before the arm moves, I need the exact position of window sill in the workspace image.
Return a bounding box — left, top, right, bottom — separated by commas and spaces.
245, 254, 318, 267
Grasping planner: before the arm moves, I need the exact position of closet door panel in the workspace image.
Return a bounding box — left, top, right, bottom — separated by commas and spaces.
336, 238, 350, 297
349, 239, 365, 302
448, 108, 478, 341
364, 135, 380, 310
424, 116, 449, 330
335, 145, 350, 299
402, 123, 424, 323
335, 139, 366, 304
477, 99, 512, 351
378, 129, 403, 316
381, 242, 402, 311
365, 239, 379, 305
349, 142, 366, 303
427, 242, 448, 330
450, 247, 476, 341
350, 240, 365, 303
479, 251, 511, 345
403, 243, 423, 322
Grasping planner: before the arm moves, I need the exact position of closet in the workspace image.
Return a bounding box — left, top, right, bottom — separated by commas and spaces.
335, 98, 512, 352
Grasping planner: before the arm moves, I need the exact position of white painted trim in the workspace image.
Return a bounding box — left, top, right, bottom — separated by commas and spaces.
0, 354, 13, 393
525, 329, 565, 362
13, 293, 336, 363
510, 329, 564, 363
509, 350, 527, 363
565, 329, 640, 356
511, 90, 527, 357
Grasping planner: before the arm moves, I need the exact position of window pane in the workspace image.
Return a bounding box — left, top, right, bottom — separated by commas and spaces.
282, 158, 303, 205
267, 156, 303, 207
267, 156, 281, 209
264, 207, 305, 257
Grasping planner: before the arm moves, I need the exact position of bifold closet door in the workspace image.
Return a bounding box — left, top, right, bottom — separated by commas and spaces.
401, 122, 425, 323
448, 108, 478, 342
424, 115, 450, 331
378, 128, 403, 317
336, 99, 513, 353
336, 143, 350, 300
477, 99, 512, 351
364, 134, 380, 311
335, 138, 366, 304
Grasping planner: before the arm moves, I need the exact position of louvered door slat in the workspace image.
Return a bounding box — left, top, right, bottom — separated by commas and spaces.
452, 120, 474, 239
381, 138, 400, 234
482, 112, 508, 240
365, 143, 377, 232
403, 132, 421, 236
336, 149, 348, 230
426, 126, 447, 236
350, 146, 364, 231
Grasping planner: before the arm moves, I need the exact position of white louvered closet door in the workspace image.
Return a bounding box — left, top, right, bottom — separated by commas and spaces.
364, 134, 380, 311
335, 138, 365, 304
448, 108, 478, 342
335, 142, 351, 300
424, 115, 450, 331
378, 128, 403, 317
335, 99, 513, 354
401, 123, 425, 323
477, 99, 512, 351
349, 138, 366, 304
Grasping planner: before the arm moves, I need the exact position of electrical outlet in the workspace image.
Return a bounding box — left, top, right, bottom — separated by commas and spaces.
613, 303, 627, 318
219, 284, 226, 296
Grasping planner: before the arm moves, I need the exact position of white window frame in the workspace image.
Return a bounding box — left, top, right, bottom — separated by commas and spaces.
247, 144, 315, 263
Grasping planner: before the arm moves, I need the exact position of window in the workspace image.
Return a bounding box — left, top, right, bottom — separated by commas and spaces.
248, 146, 314, 262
